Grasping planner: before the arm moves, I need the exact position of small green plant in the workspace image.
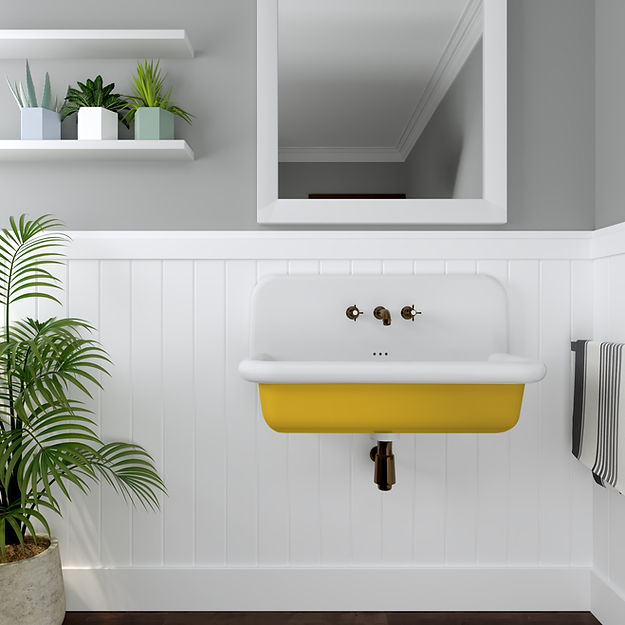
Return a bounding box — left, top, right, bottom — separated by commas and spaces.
0, 215, 165, 558
6, 60, 60, 112
123, 59, 192, 125
60, 76, 130, 128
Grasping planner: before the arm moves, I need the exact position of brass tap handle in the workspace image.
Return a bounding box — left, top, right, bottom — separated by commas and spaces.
401, 305, 422, 321
346, 305, 364, 321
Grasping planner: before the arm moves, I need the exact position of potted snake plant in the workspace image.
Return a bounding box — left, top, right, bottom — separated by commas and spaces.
0, 215, 165, 625
123, 59, 192, 139
6, 61, 61, 140
60, 76, 130, 139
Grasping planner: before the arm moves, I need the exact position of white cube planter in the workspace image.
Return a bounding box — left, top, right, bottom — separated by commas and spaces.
77, 107, 118, 140
20, 107, 61, 140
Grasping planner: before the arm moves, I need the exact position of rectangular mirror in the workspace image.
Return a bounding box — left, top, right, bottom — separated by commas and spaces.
258, 0, 506, 225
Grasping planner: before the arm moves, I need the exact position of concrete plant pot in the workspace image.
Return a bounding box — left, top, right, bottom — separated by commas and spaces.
20, 107, 61, 140
78, 106, 118, 140
135, 107, 174, 140
0, 536, 65, 625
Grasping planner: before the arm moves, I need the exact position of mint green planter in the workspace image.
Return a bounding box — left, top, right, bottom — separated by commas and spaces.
134, 107, 174, 140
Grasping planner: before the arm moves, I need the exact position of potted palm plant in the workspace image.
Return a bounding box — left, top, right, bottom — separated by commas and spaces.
6, 61, 61, 140
0, 215, 165, 625
60, 76, 130, 139
124, 59, 192, 139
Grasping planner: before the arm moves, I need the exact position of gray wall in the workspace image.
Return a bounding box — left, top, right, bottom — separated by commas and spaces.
279, 162, 407, 199
595, 0, 624, 229
405, 42, 482, 200
0, 0, 257, 231
0, 0, 595, 230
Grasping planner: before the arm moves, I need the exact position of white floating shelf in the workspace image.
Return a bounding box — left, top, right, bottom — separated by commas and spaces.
0, 29, 193, 59
0, 140, 194, 161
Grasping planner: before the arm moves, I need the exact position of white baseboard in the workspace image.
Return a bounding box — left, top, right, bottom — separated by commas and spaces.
63, 567, 591, 612
591, 573, 625, 625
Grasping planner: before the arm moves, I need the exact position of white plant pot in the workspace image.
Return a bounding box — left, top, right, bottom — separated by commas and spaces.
77, 106, 118, 140
0, 536, 65, 625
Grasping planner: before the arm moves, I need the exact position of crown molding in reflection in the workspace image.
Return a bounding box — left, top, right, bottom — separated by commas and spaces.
396, 0, 484, 160
278, 0, 484, 165
278, 146, 404, 163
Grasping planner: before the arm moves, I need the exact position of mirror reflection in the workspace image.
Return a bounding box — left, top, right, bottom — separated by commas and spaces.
278, 0, 483, 200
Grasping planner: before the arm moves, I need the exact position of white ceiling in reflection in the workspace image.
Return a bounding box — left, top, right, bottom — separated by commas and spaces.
278, 0, 470, 153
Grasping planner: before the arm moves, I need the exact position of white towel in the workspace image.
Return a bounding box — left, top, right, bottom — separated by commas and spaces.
572, 340, 625, 492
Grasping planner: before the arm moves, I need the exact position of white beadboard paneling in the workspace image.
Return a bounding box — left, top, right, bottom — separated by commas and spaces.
413, 433, 446, 564
591, 254, 612, 589
288, 432, 321, 564
411, 259, 446, 565
319, 433, 352, 565
444, 261, 479, 565
569, 260, 594, 567
608, 255, 625, 342
609, 491, 625, 592
380, 259, 416, 564
594, 482, 611, 580
319, 260, 352, 565
17, 230, 604, 611
286, 260, 321, 564
161, 261, 196, 566
538, 261, 572, 565
65, 260, 102, 568
35, 262, 71, 559
99, 261, 132, 567
224, 261, 259, 564
130, 261, 164, 567
194, 261, 228, 565
349, 260, 383, 565
256, 260, 290, 565
594, 257, 611, 340
476, 260, 510, 565
594, 247, 625, 604
507, 260, 541, 565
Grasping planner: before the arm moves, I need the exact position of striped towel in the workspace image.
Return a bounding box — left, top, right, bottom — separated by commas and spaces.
572, 340, 625, 491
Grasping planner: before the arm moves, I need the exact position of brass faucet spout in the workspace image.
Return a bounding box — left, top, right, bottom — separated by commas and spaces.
373, 306, 391, 326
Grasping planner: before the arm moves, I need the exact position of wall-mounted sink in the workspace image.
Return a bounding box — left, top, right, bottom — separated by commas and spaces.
239, 275, 546, 434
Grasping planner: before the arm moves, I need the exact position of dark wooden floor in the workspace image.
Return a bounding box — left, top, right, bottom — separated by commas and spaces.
62, 613, 601, 625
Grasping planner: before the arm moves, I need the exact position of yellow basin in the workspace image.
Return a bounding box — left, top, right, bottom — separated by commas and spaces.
258, 382, 525, 433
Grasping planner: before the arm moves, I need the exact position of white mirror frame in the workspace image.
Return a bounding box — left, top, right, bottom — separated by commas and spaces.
257, 0, 507, 225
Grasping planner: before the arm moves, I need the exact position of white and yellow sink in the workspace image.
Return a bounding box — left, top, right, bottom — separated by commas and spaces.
239, 275, 546, 434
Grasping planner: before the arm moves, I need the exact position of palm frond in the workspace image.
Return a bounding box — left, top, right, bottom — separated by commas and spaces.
94, 443, 166, 510
0, 215, 67, 308
0, 214, 166, 552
